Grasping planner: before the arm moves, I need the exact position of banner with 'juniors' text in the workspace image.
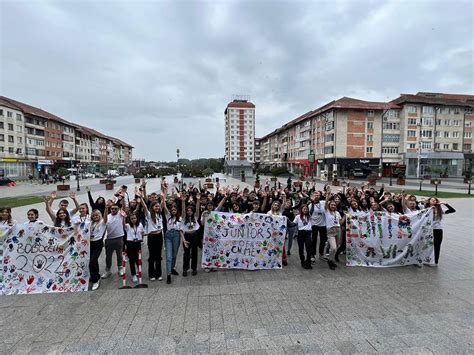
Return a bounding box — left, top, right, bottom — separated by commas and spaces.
202, 212, 287, 270
346, 209, 434, 267
0, 222, 90, 295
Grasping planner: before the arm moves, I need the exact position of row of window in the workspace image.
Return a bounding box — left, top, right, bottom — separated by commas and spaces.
0, 110, 22, 120
406, 106, 465, 115
407, 142, 461, 151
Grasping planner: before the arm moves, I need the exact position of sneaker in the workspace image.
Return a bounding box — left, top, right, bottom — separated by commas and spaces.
92, 281, 100, 291
204, 268, 211, 273
282, 260, 288, 266
119, 267, 125, 276
182, 270, 188, 277
413, 264, 423, 268
124, 255, 129, 262
150, 277, 156, 281
426, 263, 438, 267
334, 255, 340, 263
192, 270, 197, 276
319, 255, 328, 261
287, 251, 291, 256
132, 275, 138, 283
166, 275, 171, 284
158, 276, 163, 281
101, 271, 112, 279
311, 256, 316, 262
171, 269, 179, 276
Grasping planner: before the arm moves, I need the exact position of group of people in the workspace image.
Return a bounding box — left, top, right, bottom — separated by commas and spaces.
0, 176, 455, 291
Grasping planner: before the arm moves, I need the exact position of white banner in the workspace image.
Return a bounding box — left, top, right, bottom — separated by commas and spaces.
1, 222, 90, 295
202, 212, 287, 270
346, 209, 435, 267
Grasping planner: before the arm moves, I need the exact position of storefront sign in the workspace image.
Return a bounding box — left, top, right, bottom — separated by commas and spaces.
359, 159, 370, 164
0, 158, 18, 163
37, 160, 53, 165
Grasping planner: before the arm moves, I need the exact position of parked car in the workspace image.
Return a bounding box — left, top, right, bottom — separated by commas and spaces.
83, 173, 95, 178
0, 177, 15, 186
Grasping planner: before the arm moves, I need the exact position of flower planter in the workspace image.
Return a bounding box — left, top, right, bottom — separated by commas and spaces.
332, 180, 340, 187
205, 183, 214, 189
368, 180, 377, 186
101, 179, 116, 184
397, 178, 406, 185
57, 184, 70, 191
134, 178, 141, 183
205, 178, 212, 183
105, 183, 114, 190
348, 175, 355, 180
270, 177, 278, 182
293, 181, 302, 187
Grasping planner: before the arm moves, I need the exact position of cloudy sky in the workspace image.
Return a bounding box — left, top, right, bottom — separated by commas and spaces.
1, 0, 473, 161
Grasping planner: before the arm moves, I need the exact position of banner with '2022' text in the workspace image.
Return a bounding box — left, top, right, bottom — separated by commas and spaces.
0, 222, 90, 295
346, 209, 434, 267
202, 212, 287, 270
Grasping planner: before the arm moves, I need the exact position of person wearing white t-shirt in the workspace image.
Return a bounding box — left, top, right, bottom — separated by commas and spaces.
162, 195, 186, 284
102, 202, 126, 279
140, 195, 165, 281
124, 213, 145, 283
293, 204, 312, 269
324, 188, 345, 270
180, 194, 200, 277
89, 208, 108, 290
308, 191, 327, 263
427, 197, 456, 265
71, 203, 91, 226
266, 192, 288, 266
48, 191, 80, 218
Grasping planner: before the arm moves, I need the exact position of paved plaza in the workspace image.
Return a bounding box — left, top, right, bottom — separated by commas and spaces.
0, 176, 473, 354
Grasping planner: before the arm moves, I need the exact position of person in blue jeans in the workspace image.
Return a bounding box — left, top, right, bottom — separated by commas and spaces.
162, 200, 188, 284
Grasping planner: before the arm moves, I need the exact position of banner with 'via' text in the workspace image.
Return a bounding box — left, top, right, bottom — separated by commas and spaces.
346, 209, 435, 267
202, 212, 287, 270
0, 222, 90, 295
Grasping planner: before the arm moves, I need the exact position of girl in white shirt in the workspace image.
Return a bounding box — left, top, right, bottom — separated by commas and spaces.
140, 197, 165, 281
325, 188, 345, 270
181, 203, 199, 277
71, 203, 91, 227
125, 213, 145, 283
266, 193, 288, 266
162, 199, 186, 284
89, 208, 108, 290
293, 204, 312, 269
427, 197, 456, 265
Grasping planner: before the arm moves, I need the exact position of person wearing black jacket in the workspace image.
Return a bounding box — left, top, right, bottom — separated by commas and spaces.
86, 186, 106, 216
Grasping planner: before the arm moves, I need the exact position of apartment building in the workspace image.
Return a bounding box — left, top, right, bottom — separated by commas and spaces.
254, 138, 262, 165
224, 98, 255, 162
0, 96, 133, 178
259, 92, 474, 178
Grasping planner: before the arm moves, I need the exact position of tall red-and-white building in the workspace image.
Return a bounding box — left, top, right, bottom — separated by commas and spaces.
224, 96, 255, 162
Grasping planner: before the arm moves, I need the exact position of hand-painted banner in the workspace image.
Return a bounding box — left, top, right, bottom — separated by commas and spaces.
202, 212, 287, 270
1, 222, 90, 295
346, 209, 435, 267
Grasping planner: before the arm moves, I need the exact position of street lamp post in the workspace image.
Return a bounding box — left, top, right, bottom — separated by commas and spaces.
389, 163, 393, 186
419, 176, 423, 192
342, 180, 347, 195
468, 179, 472, 195
76, 164, 81, 192
433, 179, 440, 196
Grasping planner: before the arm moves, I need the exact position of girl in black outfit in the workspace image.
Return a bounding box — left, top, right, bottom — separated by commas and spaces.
86, 186, 106, 216
426, 197, 456, 265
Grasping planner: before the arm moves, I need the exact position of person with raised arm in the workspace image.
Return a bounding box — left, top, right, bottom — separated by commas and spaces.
180, 192, 201, 276
426, 197, 456, 265
308, 190, 327, 264
86, 186, 106, 217
266, 190, 288, 266
162, 191, 186, 284
88, 206, 108, 290
324, 187, 345, 270
139, 190, 165, 281
48, 191, 80, 217
101, 200, 127, 279
124, 213, 145, 283
293, 204, 312, 269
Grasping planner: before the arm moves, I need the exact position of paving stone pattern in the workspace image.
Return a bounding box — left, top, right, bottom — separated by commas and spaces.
1, 195, 473, 354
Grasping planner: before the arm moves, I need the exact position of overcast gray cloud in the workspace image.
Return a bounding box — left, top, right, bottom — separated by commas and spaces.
1, 0, 473, 161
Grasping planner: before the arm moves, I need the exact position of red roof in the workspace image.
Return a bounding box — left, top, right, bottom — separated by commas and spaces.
392, 92, 474, 106
0, 96, 133, 148
260, 97, 398, 140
